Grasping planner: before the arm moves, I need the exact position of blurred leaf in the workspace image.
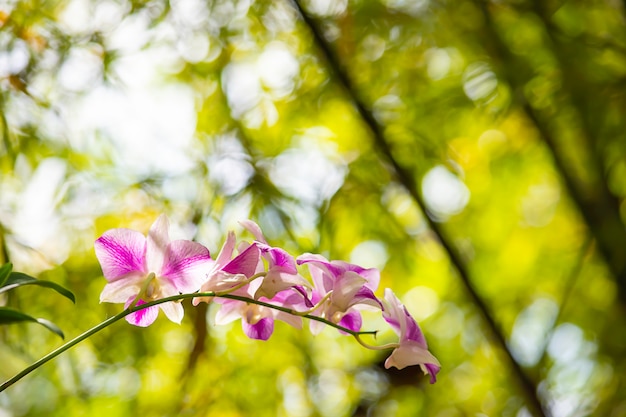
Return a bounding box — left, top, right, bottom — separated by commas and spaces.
0, 262, 11, 287
0, 272, 76, 303
0, 307, 65, 339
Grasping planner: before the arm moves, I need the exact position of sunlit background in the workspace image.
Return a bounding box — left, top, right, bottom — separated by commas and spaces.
1, 0, 626, 416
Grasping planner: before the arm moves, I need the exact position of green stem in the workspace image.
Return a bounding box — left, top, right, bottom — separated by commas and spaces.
0, 291, 380, 392
213, 272, 266, 296
293, 290, 333, 316
0, 309, 129, 392
354, 334, 399, 351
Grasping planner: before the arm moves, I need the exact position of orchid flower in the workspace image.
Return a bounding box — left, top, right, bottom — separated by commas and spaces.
239, 220, 312, 300
192, 233, 261, 305
214, 287, 308, 340
95, 214, 212, 327
297, 253, 382, 334
382, 288, 440, 383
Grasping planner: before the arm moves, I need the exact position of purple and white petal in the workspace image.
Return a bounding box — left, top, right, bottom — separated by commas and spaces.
242, 316, 274, 340
99, 272, 145, 303
125, 298, 159, 327
239, 220, 267, 244
402, 306, 428, 346
145, 214, 170, 273
162, 239, 213, 293
254, 270, 311, 300
213, 231, 236, 269
424, 363, 440, 384
352, 286, 384, 310
338, 309, 362, 333
332, 271, 367, 311
215, 300, 245, 325
384, 342, 440, 372
95, 229, 146, 281
159, 301, 184, 324
222, 244, 261, 277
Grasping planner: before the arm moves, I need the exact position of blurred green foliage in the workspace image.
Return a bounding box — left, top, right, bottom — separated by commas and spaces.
2, 0, 626, 416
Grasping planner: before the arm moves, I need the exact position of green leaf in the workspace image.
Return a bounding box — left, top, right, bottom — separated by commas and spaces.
0, 272, 76, 303
0, 307, 65, 339
0, 263, 12, 287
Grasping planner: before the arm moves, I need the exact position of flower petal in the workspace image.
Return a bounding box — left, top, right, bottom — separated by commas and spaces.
214, 231, 236, 269
239, 220, 267, 244
99, 272, 145, 303
254, 270, 311, 300
297, 253, 344, 277
257, 244, 297, 274
309, 319, 325, 335
383, 342, 440, 371
242, 316, 274, 340
215, 300, 244, 325
402, 305, 427, 346
338, 309, 362, 332
95, 229, 146, 281
161, 239, 213, 293
424, 363, 441, 384
146, 214, 170, 273
222, 244, 260, 277
352, 286, 383, 310
125, 298, 159, 327
159, 301, 184, 324
332, 271, 367, 311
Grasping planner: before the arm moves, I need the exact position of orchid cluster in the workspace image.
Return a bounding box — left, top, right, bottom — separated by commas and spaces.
94, 215, 440, 383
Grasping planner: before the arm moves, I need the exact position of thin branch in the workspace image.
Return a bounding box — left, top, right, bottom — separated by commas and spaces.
536, 237, 594, 372
0, 290, 380, 392
289, 1, 548, 416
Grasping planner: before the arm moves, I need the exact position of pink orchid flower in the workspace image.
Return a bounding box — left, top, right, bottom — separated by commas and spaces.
214, 287, 308, 340
192, 233, 261, 305
297, 253, 382, 334
382, 288, 440, 383
239, 220, 312, 300
95, 214, 212, 327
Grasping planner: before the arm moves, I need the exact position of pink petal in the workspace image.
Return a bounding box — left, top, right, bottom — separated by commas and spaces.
382, 289, 406, 337
214, 231, 236, 269
99, 272, 145, 303
159, 301, 184, 324
161, 239, 213, 293
214, 300, 245, 325
402, 306, 427, 346
95, 228, 146, 281
257, 244, 297, 274
222, 244, 260, 277
297, 254, 335, 294
309, 319, 325, 335
125, 298, 159, 327
239, 220, 267, 244
297, 253, 344, 277
352, 286, 383, 310
424, 363, 440, 384
332, 271, 367, 311
383, 342, 440, 372
253, 270, 310, 300
338, 309, 362, 333
242, 316, 274, 340
146, 214, 170, 273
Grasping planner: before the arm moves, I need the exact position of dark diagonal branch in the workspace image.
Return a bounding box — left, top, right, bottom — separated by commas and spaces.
475, 0, 626, 307
289, 1, 548, 416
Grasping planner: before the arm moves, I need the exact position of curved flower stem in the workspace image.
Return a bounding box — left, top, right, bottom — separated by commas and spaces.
213, 272, 266, 296
129, 272, 156, 308
354, 334, 399, 351
292, 290, 333, 316
0, 291, 379, 392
